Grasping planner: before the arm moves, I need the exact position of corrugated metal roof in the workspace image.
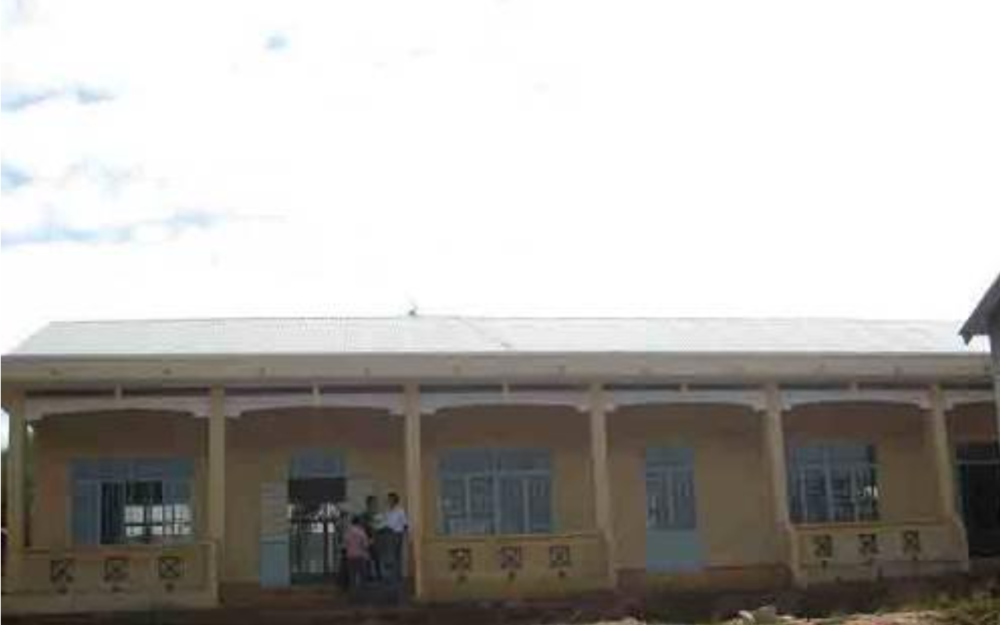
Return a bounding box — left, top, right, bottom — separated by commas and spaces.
6, 316, 986, 358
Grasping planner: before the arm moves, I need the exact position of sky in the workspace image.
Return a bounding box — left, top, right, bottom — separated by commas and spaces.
1, 0, 999, 364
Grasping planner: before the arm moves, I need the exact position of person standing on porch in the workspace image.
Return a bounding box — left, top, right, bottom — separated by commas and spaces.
361, 495, 382, 580
381, 492, 408, 583
344, 515, 371, 598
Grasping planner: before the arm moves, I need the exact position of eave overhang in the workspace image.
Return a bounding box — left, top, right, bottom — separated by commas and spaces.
1, 350, 992, 389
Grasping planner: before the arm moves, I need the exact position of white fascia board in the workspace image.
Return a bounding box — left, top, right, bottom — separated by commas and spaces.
226, 390, 404, 417
780, 388, 932, 411
1, 352, 992, 387
25, 395, 211, 422
942, 389, 996, 411
419, 388, 588, 415
606, 388, 767, 412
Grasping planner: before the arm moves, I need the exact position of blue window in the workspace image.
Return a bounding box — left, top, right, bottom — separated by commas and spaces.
71, 458, 194, 546
438, 449, 552, 535
788, 443, 879, 524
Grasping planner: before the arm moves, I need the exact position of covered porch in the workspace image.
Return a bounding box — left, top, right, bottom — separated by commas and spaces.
779, 386, 992, 585
1, 383, 620, 610
2, 380, 997, 612
416, 389, 615, 599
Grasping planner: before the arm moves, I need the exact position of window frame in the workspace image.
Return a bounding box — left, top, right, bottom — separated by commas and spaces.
787, 442, 879, 525
438, 448, 553, 536
71, 458, 195, 546
645, 449, 697, 531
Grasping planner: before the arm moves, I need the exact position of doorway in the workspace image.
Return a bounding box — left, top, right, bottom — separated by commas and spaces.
288, 477, 347, 583
645, 446, 704, 572
956, 442, 1000, 558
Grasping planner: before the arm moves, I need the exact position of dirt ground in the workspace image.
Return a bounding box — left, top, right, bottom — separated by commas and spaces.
565, 613, 948, 625
5, 588, 997, 625
805, 613, 941, 625
0, 608, 980, 625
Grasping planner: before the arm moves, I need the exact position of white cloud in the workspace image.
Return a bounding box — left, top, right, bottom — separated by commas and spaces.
1, 0, 999, 356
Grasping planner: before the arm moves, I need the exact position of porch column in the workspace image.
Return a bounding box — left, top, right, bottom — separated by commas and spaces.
928, 384, 969, 565
588, 383, 618, 588
403, 383, 425, 599
207, 386, 227, 584
762, 384, 801, 586
3, 387, 27, 588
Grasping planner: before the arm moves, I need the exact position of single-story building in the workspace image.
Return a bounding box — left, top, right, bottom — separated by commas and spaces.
2, 316, 999, 614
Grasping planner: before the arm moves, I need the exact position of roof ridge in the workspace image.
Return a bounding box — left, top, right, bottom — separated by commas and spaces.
43, 315, 964, 324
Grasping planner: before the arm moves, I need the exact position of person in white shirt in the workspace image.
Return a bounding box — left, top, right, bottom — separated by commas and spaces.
379, 492, 408, 583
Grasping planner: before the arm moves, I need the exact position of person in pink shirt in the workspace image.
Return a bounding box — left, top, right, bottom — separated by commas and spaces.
344, 515, 370, 594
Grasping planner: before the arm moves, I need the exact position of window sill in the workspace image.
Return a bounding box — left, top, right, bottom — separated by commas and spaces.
426, 530, 600, 544
792, 518, 941, 531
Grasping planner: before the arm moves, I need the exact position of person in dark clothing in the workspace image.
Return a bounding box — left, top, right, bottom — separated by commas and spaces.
360, 495, 381, 580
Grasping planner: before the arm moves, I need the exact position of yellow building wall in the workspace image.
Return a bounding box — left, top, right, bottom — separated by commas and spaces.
223, 408, 405, 583
29, 411, 209, 550
608, 404, 779, 576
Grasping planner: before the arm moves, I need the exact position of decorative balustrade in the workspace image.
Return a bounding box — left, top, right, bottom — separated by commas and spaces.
795, 521, 966, 584
424, 531, 608, 598
13, 541, 216, 607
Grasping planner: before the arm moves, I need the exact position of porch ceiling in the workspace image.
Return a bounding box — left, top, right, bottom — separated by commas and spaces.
17, 383, 995, 423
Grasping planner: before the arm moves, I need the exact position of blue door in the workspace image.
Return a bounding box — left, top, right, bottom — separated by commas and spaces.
259, 481, 291, 587
645, 447, 704, 572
